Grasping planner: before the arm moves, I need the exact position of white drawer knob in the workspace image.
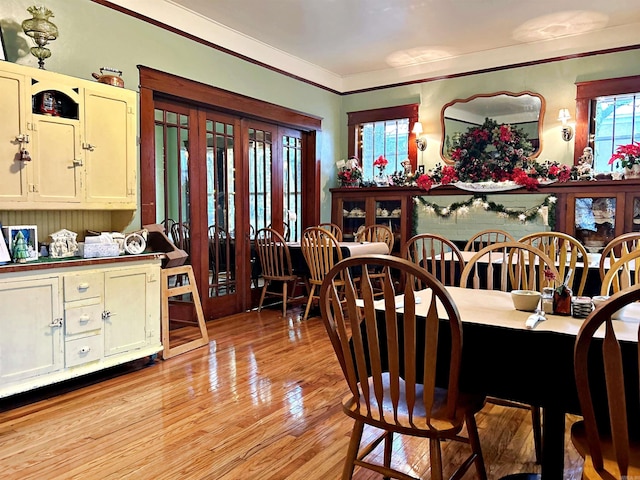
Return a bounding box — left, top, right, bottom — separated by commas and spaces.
78, 282, 90, 290
79, 346, 91, 354
79, 314, 90, 323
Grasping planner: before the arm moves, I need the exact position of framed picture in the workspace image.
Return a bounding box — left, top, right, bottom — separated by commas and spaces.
2, 225, 38, 262
0, 24, 6, 61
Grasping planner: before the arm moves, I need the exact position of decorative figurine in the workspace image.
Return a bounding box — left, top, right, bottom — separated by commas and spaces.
12, 231, 30, 263
49, 228, 78, 258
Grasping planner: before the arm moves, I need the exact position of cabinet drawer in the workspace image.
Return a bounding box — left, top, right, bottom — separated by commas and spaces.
64, 273, 103, 302
65, 335, 102, 368
65, 298, 102, 336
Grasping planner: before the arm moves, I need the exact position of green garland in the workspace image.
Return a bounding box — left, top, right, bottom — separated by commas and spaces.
413, 194, 557, 229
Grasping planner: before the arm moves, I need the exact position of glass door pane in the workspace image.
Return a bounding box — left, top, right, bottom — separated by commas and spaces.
207, 120, 236, 298
575, 196, 616, 253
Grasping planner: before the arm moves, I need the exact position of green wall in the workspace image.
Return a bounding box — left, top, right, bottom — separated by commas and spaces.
3, 1, 640, 228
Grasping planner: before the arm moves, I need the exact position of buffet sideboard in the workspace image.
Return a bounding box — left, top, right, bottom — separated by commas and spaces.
331, 178, 640, 250
0, 255, 162, 399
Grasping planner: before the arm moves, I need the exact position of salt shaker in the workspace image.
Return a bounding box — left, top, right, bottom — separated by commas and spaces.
541, 287, 555, 314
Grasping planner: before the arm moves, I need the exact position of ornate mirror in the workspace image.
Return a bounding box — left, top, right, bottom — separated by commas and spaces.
440, 91, 545, 163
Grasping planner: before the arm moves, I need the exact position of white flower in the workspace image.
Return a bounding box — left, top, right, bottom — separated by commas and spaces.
548, 196, 557, 204
483, 202, 490, 210
518, 213, 527, 222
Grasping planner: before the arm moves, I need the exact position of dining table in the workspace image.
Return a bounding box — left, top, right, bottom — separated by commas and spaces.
286, 240, 390, 276
436, 250, 610, 297
370, 286, 640, 480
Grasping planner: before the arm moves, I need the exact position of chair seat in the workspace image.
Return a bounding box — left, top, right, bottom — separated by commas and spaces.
343, 373, 486, 436
571, 420, 640, 479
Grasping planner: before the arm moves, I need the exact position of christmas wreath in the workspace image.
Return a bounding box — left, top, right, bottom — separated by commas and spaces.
417, 118, 571, 191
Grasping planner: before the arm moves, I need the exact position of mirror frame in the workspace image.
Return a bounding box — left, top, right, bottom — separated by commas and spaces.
440, 91, 545, 164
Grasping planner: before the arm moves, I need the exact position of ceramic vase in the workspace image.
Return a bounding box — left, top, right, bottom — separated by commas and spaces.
374, 169, 389, 186
624, 164, 640, 179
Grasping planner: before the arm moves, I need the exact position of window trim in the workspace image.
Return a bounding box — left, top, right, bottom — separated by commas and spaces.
347, 104, 419, 170
575, 75, 640, 164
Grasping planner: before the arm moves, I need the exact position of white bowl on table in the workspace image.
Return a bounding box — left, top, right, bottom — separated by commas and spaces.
511, 290, 541, 312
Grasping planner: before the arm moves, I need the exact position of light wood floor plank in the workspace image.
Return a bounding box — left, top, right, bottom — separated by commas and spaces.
0, 306, 583, 479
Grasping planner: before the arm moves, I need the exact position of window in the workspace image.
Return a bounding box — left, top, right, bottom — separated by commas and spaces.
575, 75, 640, 172
591, 94, 640, 172
347, 104, 419, 179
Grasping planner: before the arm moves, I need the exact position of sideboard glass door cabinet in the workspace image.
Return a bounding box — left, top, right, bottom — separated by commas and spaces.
558, 180, 640, 253
330, 186, 417, 254
332, 179, 640, 256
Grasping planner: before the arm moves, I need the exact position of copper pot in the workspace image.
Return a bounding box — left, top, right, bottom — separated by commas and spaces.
92, 67, 124, 88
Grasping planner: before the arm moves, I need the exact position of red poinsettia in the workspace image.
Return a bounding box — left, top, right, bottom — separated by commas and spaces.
511, 168, 540, 191
609, 141, 640, 168
416, 174, 433, 190
373, 155, 389, 169
440, 165, 458, 184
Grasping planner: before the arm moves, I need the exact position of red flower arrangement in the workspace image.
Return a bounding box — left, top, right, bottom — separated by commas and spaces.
609, 141, 640, 169
417, 118, 571, 192
373, 155, 389, 171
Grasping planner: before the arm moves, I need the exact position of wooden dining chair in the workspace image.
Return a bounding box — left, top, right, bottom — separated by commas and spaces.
601, 247, 640, 296
599, 232, 640, 282
460, 241, 560, 464
572, 283, 640, 479
355, 224, 394, 253
354, 224, 394, 297
463, 229, 515, 252
319, 254, 487, 480
520, 231, 589, 296
254, 227, 305, 316
402, 233, 465, 287
301, 227, 343, 321
317, 222, 343, 241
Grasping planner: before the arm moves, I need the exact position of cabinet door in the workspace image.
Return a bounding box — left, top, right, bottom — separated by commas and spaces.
0, 276, 63, 383
30, 115, 82, 202
0, 69, 29, 202
83, 88, 137, 207
103, 267, 150, 356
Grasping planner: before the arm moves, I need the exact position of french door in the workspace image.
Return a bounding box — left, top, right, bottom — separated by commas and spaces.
153, 101, 305, 318
139, 66, 321, 319
154, 99, 245, 317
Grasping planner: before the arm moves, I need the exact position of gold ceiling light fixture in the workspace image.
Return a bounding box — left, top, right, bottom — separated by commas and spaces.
21, 5, 59, 69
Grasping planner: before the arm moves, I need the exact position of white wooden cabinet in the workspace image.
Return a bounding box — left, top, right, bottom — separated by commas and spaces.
0, 61, 137, 210
0, 275, 63, 385
0, 258, 161, 398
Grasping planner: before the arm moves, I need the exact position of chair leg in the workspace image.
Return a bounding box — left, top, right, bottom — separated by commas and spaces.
257, 280, 269, 312
429, 438, 444, 480
466, 411, 488, 480
531, 406, 543, 464
281, 281, 288, 317
383, 431, 393, 480
302, 284, 316, 321
342, 420, 364, 480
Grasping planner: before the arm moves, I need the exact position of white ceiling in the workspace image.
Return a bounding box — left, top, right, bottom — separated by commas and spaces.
110, 0, 640, 92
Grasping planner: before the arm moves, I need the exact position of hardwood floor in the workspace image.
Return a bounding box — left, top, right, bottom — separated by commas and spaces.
0, 305, 584, 479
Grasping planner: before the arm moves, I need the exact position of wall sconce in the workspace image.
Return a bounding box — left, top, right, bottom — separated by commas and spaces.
558, 108, 574, 142
21, 5, 58, 69
412, 122, 427, 151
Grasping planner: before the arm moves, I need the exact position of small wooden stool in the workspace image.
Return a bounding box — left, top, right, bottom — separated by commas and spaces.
161, 265, 209, 359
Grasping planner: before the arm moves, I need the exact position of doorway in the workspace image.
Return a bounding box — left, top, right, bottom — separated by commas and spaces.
139, 66, 321, 319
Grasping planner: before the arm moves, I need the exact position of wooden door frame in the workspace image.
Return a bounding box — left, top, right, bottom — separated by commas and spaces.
138, 66, 322, 312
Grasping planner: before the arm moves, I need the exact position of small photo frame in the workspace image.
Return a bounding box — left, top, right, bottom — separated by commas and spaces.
3, 225, 38, 262
0, 229, 10, 263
